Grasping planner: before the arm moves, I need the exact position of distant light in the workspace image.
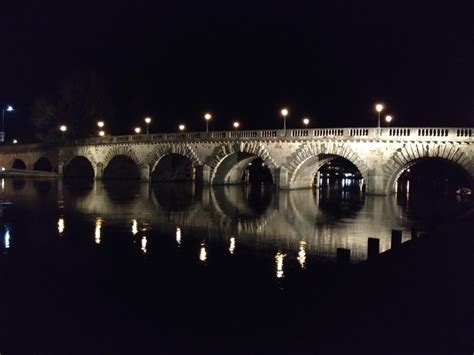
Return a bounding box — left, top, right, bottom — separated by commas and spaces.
375, 103, 384, 113
98, 130, 105, 137
233, 121, 240, 129
144, 117, 151, 124
178, 124, 185, 131
59, 125, 67, 132
141, 236, 147, 254
6, 105, 13, 112
199, 242, 207, 262
131, 219, 138, 235
58, 217, 65, 235
12, 139, 17, 144
1, 167, 5, 171
204, 113, 212, 121
229, 237, 235, 254
97, 121, 105, 128
281, 108, 288, 117
302, 117, 310, 126
134, 127, 141, 134
385, 115, 393, 123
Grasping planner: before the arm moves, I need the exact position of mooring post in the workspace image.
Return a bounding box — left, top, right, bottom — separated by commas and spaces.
367, 237, 380, 259
336, 248, 351, 266
391, 229, 402, 249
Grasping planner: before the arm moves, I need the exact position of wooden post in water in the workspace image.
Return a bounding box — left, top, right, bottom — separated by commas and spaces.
367, 238, 380, 259
391, 229, 402, 249
411, 227, 418, 239
337, 248, 351, 266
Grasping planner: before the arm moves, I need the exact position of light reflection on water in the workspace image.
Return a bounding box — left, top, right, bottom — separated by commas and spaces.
0, 178, 468, 267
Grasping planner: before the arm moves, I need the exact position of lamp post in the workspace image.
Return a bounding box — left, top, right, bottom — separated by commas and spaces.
204, 113, 212, 134
233, 121, 240, 129
385, 115, 393, 127
281, 108, 289, 130
60, 125, 67, 140
375, 103, 384, 129
178, 124, 185, 131
302, 117, 310, 127
97, 121, 105, 128
98, 130, 105, 137
144, 117, 151, 134
134, 127, 141, 134
1, 105, 14, 143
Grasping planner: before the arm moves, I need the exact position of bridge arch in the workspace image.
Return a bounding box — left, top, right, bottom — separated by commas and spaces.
63, 156, 95, 179
11, 159, 27, 170
33, 157, 53, 172
207, 142, 277, 185
288, 141, 369, 189
382, 143, 474, 194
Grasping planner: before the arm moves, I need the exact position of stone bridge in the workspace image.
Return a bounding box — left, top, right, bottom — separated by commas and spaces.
0, 127, 472, 195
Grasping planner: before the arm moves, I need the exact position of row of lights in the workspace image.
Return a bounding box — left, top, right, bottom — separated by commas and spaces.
57, 105, 393, 137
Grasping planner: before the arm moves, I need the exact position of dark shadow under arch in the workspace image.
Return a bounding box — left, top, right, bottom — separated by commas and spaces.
33, 157, 53, 172
151, 154, 193, 182
12, 159, 26, 170
103, 155, 140, 180
64, 156, 94, 179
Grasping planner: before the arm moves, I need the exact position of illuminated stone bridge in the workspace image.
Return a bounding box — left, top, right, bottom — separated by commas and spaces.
0, 127, 472, 195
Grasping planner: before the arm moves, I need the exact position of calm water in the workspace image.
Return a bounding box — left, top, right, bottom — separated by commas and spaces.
0, 177, 469, 349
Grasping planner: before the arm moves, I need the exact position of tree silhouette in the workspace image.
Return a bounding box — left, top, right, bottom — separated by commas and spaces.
31, 72, 113, 142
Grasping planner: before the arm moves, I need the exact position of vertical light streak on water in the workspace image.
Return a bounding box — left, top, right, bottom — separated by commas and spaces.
95, 218, 102, 244
297, 240, 306, 269
58, 217, 65, 236
275, 251, 286, 278
176, 227, 181, 247
131, 219, 138, 236
199, 242, 207, 262
141, 236, 147, 254
4, 227, 10, 249
229, 237, 236, 255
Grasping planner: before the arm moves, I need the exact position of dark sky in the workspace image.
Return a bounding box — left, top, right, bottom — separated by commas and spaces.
1, 1, 473, 140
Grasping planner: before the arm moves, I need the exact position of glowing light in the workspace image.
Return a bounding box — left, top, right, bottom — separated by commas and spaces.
229, 237, 236, 254
59, 125, 67, 132
1, 167, 4, 172
375, 103, 384, 113
98, 130, 105, 137
178, 124, 185, 131
12, 139, 17, 144
58, 217, 65, 235
144, 117, 151, 124
95, 218, 102, 244
281, 108, 289, 117
233, 121, 240, 129
131, 219, 138, 235
302, 117, 310, 126
199, 242, 207, 262
134, 127, 141, 134
297, 241, 307, 269
97, 121, 105, 128
204, 113, 212, 121
141, 236, 147, 254
385, 115, 393, 123
4, 228, 11, 249
275, 251, 286, 278
176, 227, 182, 247
1, 178, 4, 190
6, 105, 13, 112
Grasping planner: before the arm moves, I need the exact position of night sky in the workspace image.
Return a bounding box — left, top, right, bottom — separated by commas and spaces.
1, 1, 473, 141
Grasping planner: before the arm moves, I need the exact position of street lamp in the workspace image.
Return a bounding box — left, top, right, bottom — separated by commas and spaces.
178, 124, 185, 131
1, 105, 14, 143
385, 115, 393, 126
302, 117, 310, 127
60, 125, 67, 140
233, 121, 240, 129
204, 113, 212, 133
144, 117, 151, 134
281, 108, 289, 130
98, 130, 105, 137
375, 103, 384, 129
97, 121, 105, 128
134, 127, 141, 134
12, 139, 17, 144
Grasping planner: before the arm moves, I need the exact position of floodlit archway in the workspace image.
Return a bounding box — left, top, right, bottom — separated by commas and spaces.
212, 153, 274, 185
103, 155, 140, 180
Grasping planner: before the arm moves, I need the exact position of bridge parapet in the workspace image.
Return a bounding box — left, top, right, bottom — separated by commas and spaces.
67, 127, 473, 146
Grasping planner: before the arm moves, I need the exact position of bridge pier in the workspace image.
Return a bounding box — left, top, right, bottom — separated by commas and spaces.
94, 163, 104, 180
140, 164, 150, 182
195, 164, 211, 185
365, 169, 390, 195
274, 167, 289, 189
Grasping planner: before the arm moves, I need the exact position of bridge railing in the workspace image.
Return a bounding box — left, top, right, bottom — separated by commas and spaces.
70, 127, 473, 146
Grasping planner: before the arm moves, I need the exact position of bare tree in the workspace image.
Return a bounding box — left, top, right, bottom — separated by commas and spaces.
31, 72, 113, 142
